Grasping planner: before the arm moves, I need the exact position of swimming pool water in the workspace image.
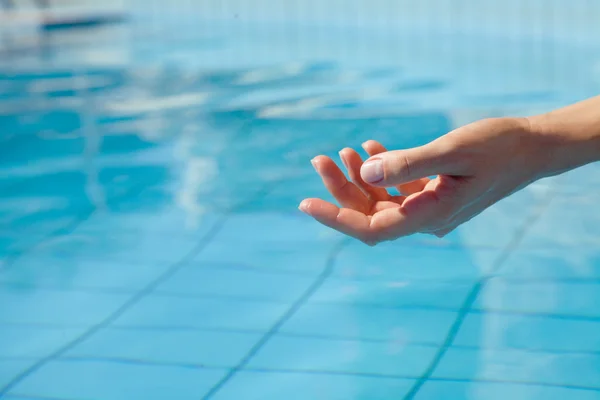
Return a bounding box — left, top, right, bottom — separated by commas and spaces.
1, 2, 600, 399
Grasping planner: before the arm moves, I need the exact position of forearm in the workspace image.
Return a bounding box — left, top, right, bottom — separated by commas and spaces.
528, 95, 600, 177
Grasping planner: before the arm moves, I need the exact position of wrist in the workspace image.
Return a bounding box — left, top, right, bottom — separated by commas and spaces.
526, 104, 600, 179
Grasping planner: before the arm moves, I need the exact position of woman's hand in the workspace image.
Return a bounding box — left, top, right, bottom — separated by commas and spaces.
299, 117, 548, 245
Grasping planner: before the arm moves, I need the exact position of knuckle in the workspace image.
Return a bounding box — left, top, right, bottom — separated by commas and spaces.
397, 154, 412, 180
387, 152, 412, 182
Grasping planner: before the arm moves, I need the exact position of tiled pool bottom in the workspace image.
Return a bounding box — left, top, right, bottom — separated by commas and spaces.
3, 117, 600, 400
4, 190, 600, 400
2, 22, 600, 400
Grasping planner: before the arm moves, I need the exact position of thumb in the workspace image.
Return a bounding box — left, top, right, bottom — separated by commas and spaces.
360, 141, 460, 187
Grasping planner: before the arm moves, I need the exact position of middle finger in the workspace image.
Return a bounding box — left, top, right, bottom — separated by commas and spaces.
311, 155, 371, 213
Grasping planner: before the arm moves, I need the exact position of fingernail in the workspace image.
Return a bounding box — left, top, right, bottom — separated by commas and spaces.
298, 200, 309, 213
310, 158, 317, 169
361, 159, 384, 183
338, 151, 348, 169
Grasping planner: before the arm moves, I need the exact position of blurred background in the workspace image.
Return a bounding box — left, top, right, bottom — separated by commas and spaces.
1, 1, 600, 399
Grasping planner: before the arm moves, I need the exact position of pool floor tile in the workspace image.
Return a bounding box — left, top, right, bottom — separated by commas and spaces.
519, 196, 600, 248
22, 231, 202, 265
65, 327, 262, 368
309, 278, 472, 309
414, 380, 600, 400
0, 258, 168, 292
280, 304, 458, 344
7, 359, 227, 400
495, 248, 600, 280
475, 280, 600, 318
111, 295, 289, 331
433, 347, 600, 389
211, 371, 414, 400
201, 213, 342, 245
0, 326, 87, 358
195, 240, 335, 275
333, 241, 499, 281
76, 209, 223, 237
0, 360, 34, 390
454, 312, 600, 353
246, 335, 437, 377
194, 212, 340, 274
0, 233, 48, 262
0, 287, 129, 326
154, 267, 315, 302
0, 198, 86, 239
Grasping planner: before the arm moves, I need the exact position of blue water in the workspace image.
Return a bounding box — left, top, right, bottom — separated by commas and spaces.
2, 4, 600, 399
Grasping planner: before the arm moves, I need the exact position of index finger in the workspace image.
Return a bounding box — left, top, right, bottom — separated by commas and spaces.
311, 155, 371, 213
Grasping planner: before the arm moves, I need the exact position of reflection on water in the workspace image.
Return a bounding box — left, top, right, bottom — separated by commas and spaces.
1, 10, 600, 399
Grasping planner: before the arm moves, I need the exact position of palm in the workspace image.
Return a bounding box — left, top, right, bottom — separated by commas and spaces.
303, 140, 431, 245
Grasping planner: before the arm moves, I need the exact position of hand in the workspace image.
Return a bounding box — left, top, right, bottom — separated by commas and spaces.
299, 117, 545, 245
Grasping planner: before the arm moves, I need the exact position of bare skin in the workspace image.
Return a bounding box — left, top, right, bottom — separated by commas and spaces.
299, 95, 600, 245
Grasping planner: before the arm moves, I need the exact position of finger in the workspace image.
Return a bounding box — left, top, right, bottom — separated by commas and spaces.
311, 156, 370, 213
299, 198, 414, 244
339, 147, 389, 201
299, 191, 446, 244
298, 198, 374, 243
360, 138, 463, 187
362, 140, 430, 195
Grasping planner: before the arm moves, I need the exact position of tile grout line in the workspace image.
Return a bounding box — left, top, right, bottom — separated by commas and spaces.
4, 295, 600, 327
196, 117, 382, 399
4, 271, 599, 297
4, 293, 600, 324
4, 331, 600, 361
7, 367, 600, 400
41, 353, 600, 388
200, 237, 352, 400
402, 190, 558, 400
0, 180, 277, 397
0, 213, 223, 396
5, 323, 600, 363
